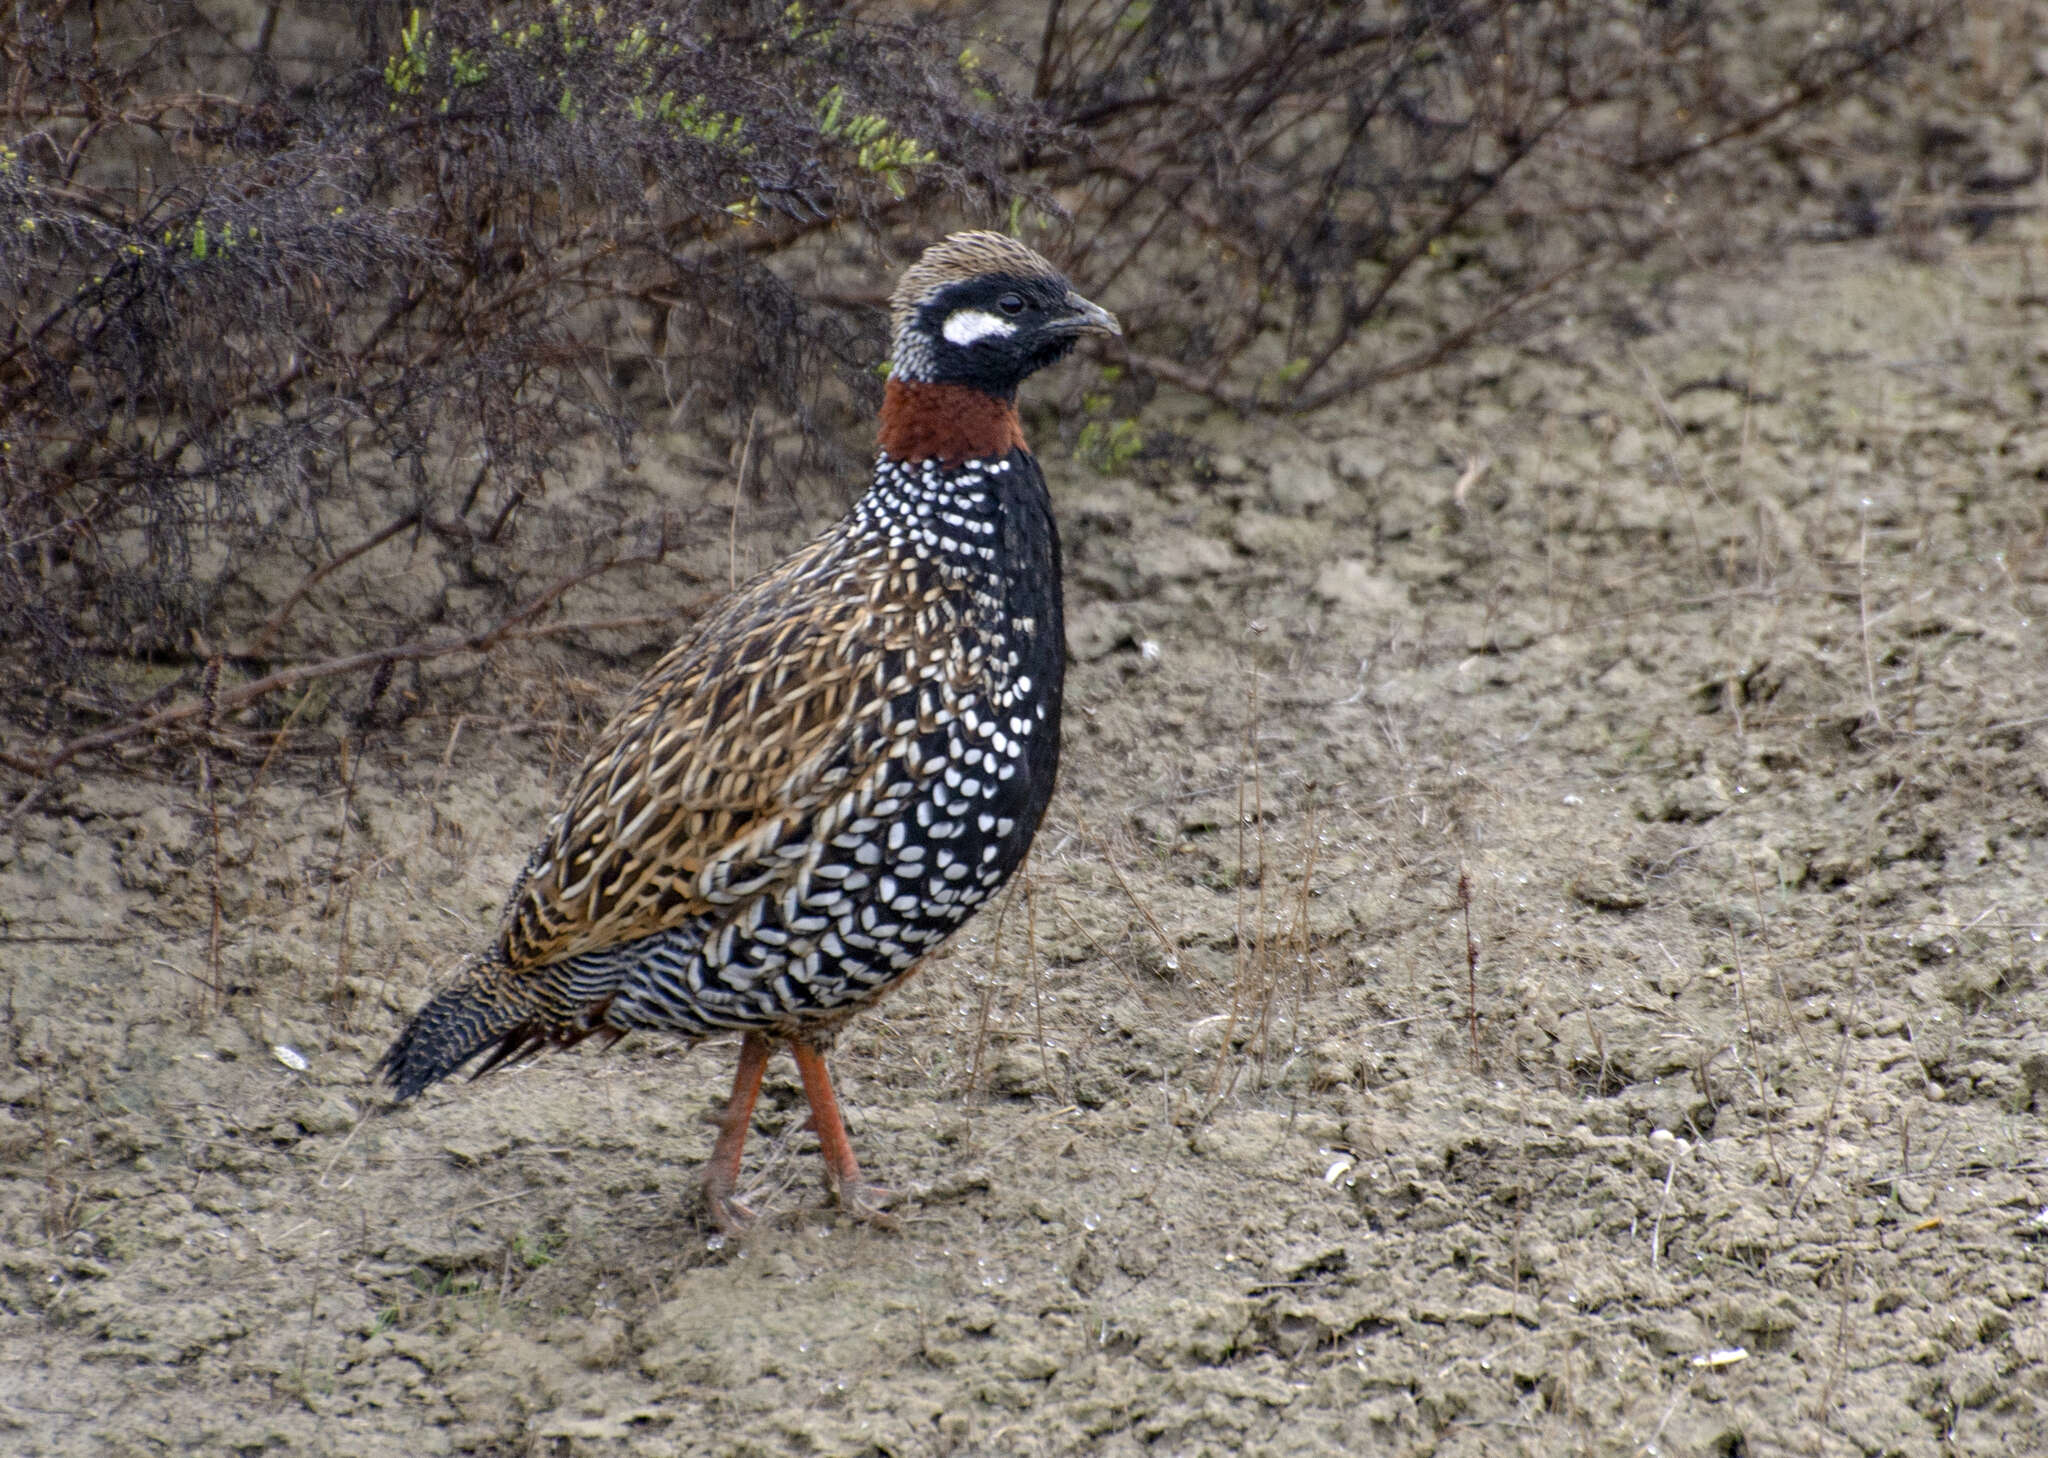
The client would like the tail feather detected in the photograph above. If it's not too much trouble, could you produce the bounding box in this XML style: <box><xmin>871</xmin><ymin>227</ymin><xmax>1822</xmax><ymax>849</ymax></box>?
<box><xmin>374</xmin><ymin>955</ymin><xmax>617</xmax><ymax>1101</ymax></box>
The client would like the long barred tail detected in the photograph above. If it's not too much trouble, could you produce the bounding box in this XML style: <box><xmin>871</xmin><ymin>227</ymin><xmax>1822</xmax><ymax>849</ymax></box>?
<box><xmin>374</xmin><ymin>955</ymin><xmax>618</xmax><ymax>1101</ymax></box>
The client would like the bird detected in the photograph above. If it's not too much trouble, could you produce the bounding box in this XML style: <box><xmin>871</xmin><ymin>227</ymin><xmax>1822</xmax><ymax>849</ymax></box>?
<box><xmin>375</xmin><ymin>231</ymin><xmax>1120</xmax><ymax>1231</ymax></box>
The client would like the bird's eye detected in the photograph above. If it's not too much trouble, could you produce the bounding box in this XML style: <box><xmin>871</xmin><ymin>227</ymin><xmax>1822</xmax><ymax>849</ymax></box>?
<box><xmin>997</xmin><ymin>293</ymin><xmax>1026</xmax><ymax>317</ymax></box>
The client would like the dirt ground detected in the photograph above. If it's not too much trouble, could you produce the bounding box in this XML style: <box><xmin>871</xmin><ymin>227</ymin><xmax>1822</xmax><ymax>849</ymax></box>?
<box><xmin>6</xmin><ymin>218</ymin><xmax>2048</xmax><ymax>1457</ymax></box>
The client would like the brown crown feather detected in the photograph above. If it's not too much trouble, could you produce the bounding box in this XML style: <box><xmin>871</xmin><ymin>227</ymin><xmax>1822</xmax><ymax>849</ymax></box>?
<box><xmin>887</xmin><ymin>231</ymin><xmax>1064</xmax><ymax>344</ymax></box>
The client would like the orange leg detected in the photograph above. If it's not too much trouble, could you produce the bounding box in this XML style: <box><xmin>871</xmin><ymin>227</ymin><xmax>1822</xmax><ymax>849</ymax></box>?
<box><xmin>789</xmin><ymin>1041</ymin><xmax>895</xmax><ymax>1225</ymax></box>
<box><xmin>701</xmin><ymin>1032</ymin><xmax>772</xmax><ymax>1234</ymax></box>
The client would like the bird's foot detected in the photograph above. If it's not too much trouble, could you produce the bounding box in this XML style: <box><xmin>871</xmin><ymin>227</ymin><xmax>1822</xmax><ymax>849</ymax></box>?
<box><xmin>832</xmin><ymin>1179</ymin><xmax>899</xmax><ymax>1229</ymax></box>
<box><xmin>707</xmin><ymin>1192</ymin><xmax>758</xmax><ymax>1236</ymax></box>
<box><xmin>702</xmin><ymin>1167</ymin><xmax>761</xmax><ymax>1235</ymax></box>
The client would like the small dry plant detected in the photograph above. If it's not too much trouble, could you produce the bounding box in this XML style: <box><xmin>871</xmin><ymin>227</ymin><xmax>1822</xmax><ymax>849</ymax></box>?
<box><xmin>1203</xmin><ymin>641</ymin><xmax>1332</xmax><ymax>1111</ymax></box>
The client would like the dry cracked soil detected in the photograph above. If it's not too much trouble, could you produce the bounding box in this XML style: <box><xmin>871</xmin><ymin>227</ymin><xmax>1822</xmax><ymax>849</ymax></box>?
<box><xmin>6</xmin><ymin>227</ymin><xmax>2048</xmax><ymax>1457</ymax></box>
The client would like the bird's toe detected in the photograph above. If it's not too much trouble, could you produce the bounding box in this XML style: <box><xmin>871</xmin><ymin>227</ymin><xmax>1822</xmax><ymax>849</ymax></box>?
<box><xmin>835</xmin><ymin>1180</ymin><xmax>899</xmax><ymax>1228</ymax></box>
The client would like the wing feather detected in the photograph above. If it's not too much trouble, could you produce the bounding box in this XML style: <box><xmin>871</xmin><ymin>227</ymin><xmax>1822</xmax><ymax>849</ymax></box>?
<box><xmin>498</xmin><ymin>531</ymin><xmax>962</xmax><ymax>970</ymax></box>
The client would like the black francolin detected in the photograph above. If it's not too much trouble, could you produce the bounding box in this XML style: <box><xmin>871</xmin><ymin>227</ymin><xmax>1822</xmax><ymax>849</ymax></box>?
<box><xmin>376</xmin><ymin>232</ymin><xmax>1119</xmax><ymax>1230</ymax></box>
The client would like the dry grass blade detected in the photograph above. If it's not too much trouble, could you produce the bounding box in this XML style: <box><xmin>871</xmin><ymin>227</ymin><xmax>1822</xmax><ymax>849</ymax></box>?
<box><xmin>1096</xmin><ymin>836</ymin><xmax>1182</xmax><ymax>977</ymax></box>
<box><xmin>1288</xmin><ymin>789</ymin><xmax>1322</xmax><ymax>1043</ymax></box>
<box><xmin>199</xmin><ymin>656</ymin><xmax>225</xmax><ymax>1019</ymax></box>
<box><xmin>1206</xmin><ymin>653</ymin><xmax>1262</xmax><ymax>1112</ymax></box>
<box><xmin>1459</xmin><ymin>865</ymin><xmax>1481</xmax><ymax>1072</ymax></box>
<box><xmin>29</xmin><ymin>1049</ymin><xmax>80</xmax><ymax>1242</ymax></box>
<box><xmin>1857</xmin><ymin>508</ymin><xmax>1884</xmax><ymax>730</ymax></box>
<box><xmin>730</xmin><ymin>409</ymin><xmax>757</xmax><ymax>593</ymax></box>
<box><xmin>1025</xmin><ymin>873</ymin><xmax>1050</xmax><ymax>1090</ymax></box>
<box><xmin>963</xmin><ymin>879</ymin><xmax>1019</xmax><ymax>1100</ymax></box>
<box><xmin>1729</xmin><ymin>918</ymin><xmax>1783</xmax><ymax>1185</ymax></box>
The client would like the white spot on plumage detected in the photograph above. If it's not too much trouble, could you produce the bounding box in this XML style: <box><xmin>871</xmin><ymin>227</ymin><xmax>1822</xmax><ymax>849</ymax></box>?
<box><xmin>941</xmin><ymin>308</ymin><xmax>1018</xmax><ymax>346</ymax></box>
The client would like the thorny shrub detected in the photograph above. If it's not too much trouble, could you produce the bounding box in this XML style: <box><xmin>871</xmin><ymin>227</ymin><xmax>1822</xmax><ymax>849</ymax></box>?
<box><xmin>1039</xmin><ymin>0</ymin><xmax>1946</xmax><ymax>411</ymax></box>
<box><xmin>0</xmin><ymin>0</ymin><xmax>1952</xmax><ymax>784</ymax></box>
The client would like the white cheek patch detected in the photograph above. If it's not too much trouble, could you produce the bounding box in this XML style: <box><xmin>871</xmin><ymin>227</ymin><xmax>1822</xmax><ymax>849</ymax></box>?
<box><xmin>942</xmin><ymin>309</ymin><xmax>1017</xmax><ymax>346</ymax></box>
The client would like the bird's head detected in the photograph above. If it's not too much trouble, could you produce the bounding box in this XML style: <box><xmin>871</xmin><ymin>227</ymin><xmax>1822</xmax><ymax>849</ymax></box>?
<box><xmin>888</xmin><ymin>232</ymin><xmax>1121</xmax><ymax>400</ymax></box>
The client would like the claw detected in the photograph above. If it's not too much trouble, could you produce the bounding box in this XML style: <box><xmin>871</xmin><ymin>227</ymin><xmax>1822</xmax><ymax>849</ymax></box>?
<box><xmin>706</xmin><ymin>1187</ymin><xmax>759</xmax><ymax>1235</ymax></box>
<box><xmin>837</xmin><ymin>1180</ymin><xmax>899</xmax><ymax>1228</ymax></box>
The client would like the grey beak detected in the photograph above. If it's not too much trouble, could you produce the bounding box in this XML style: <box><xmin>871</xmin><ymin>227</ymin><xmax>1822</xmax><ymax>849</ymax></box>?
<box><xmin>1056</xmin><ymin>292</ymin><xmax>1122</xmax><ymax>339</ymax></box>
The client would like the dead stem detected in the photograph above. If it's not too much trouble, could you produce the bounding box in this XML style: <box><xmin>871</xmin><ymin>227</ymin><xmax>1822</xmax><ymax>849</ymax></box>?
<box><xmin>0</xmin><ymin>555</ymin><xmax>695</xmax><ymax>780</ymax></box>
<box><xmin>241</xmin><ymin>510</ymin><xmax>424</xmax><ymax>659</ymax></box>
<box><xmin>235</xmin><ymin>681</ymin><xmax>319</xmax><ymax>825</ymax></box>
<box><xmin>322</xmin><ymin>735</ymin><xmax>360</xmax><ymax>921</ymax></box>
<box><xmin>1748</xmin><ymin>860</ymin><xmax>1811</xmax><ymax>1059</ymax></box>
<box><xmin>1289</xmin><ymin>788</ymin><xmax>1322</xmax><ymax>1048</ymax></box>
<box><xmin>1858</xmin><ymin>507</ymin><xmax>1884</xmax><ymax>729</ymax></box>
<box><xmin>1648</xmin><ymin>1145</ymin><xmax>1681</xmax><ymax>1272</ymax></box>
<box><xmin>1026</xmin><ymin>872</ymin><xmax>1051</xmax><ymax>1089</ymax></box>
<box><xmin>32</xmin><ymin>1049</ymin><xmax>79</xmax><ymax>1242</ymax></box>
<box><xmin>331</xmin><ymin>879</ymin><xmax>357</xmax><ymax>1031</ymax></box>
<box><xmin>730</xmin><ymin>407</ymin><xmax>757</xmax><ymax>592</ymax></box>
<box><xmin>1206</xmin><ymin>650</ymin><xmax>1260</xmax><ymax>1111</ymax></box>
<box><xmin>1247</xmin><ymin>679</ymin><xmax>1273</xmax><ymax>1085</ymax></box>
<box><xmin>1460</xmin><ymin>865</ymin><xmax>1481</xmax><ymax>1071</ymax></box>
<box><xmin>1096</xmin><ymin>835</ymin><xmax>1181</xmax><ymax>976</ymax></box>
<box><xmin>1627</xmin><ymin>347</ymin><xmax>1716</xmax><ymax>591</ymax></box>
<box><xmin>966</xmin><ymin>879</ymin><xmax>1017</xmax><ymax>1100</ymax></box>
<box><xmin>200</xmin><ymin>656</ymin><xmax>225</xmax><ymax>1018</ymax></box>
<box><xmin>1787</xmin><ymin>925</ymin><xmax>1864</xmax><ymax>1224</ymax></box>
<box><xmin>1816</xmin><ymin>1251</ymin><xmax>1857</xmax><ymax>1426</ymax></box>
<box><xmin>1729</xmin><ymin>918</ymin><xmax>1784</xmax><ymax>1184</ymax></box>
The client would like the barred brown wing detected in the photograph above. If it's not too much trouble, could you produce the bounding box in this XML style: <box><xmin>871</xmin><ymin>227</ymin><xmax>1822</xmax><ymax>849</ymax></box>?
<box><xmin>498</xmin><ymin>536</ymin><xmax>969</xmax><ymax>972</ymax></box>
